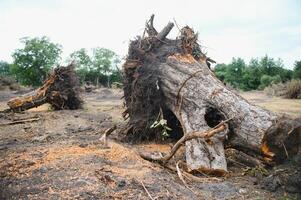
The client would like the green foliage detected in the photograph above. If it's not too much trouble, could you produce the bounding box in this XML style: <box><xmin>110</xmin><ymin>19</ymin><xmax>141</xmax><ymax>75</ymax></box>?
<box><xmin>242</xmin><ymin>166</ymin><xmax>269</xmax><ymax>178</ymax></box>
<box><xmin>150</xmin><ymin>118</ymin><xmax>172</xmax><ymax>138</ymax></box>
<box><xmin>214</xmin><ymin>55</ymin><xmax>293</xmax><ymax>91</ymax></box>
<box><xmin>224</xmin><ymin>58</ymin><xmax>246</xmax><ymax>88</ymax></box>
<box><xmin>0</xmin><ymin>61</ymin><xmax>11</xmax><ymax>75</ymax></box>
<box><xmin>69</xmin><ymin>47</ymin><xmax>121</xmax><ymax>86</ymax></box>
<box><xmin>110</xmin><ymin>70</ymin><xmax>122</xmax><ymax>84</ymax></box>
<box><xmin>70</xmin><ymin>48</ymin><xmax>92</xmax><ymax>84</ymax></box>
<box><xmin>93</xmin><ymin>48</ymin><xmax>120</xmax><ymax>87</ymax></box>
<box><xmin>293</xmin><ymin>60</ymin><xmax>301</xmax><ymax>79</ymax></box>
<box><xmin>259</xmin><ymin>75</ymin><xmax>273</xmax><ymax>89</ymax></box>
<box><xmin>11</xmin><ymin>36</ymin><xmax>62</xmax><ymax>86</ymax></box>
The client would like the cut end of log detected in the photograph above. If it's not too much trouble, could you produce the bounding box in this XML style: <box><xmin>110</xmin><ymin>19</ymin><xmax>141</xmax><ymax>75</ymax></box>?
<box><xmin>260</xmin><ymin>115</ymin><xmax>301</xmax><ymax>163</ymax></box>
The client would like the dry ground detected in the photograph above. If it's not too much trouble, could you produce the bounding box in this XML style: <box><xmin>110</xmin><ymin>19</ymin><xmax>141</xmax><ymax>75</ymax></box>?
<box><xmin>240</xmin><ymin>91</ymin><xmax>301</xmax><ymax>117</ymax></box>
<box><xmin>0</xmin><ymin>89</ymin><xmax>300</xmax><ymax>200</ymax></box>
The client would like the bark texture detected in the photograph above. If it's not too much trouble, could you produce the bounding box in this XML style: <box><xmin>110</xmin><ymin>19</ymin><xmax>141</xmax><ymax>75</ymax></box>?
<box><xmin>122</xmin><ymin>15</ymin><xmax>301</xmax><ymax>174</ymax></box>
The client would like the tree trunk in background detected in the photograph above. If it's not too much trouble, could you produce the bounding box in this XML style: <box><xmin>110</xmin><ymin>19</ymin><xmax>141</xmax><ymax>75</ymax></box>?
<box><xmin>122</xmin><ymin>15</ymin><xmax>301</xmax><ymax>174</ymax></box>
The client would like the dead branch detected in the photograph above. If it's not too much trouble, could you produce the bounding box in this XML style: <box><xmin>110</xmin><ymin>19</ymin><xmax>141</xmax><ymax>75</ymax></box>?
<box><xmin>140</xmin><ymin>180</ymin><xmax>155</xmax><ymax>200</ymax></box>
<box><xmin>160</xmin><ymin>161</ymin><xmax>222</xmax><ymax>183</ymax></box>
<box><xmin>0</xmin><ymin>117</ymin><xmax>40</xmax><ymax>126</ymax></box>
<box><xmin>99</xmin><ymin>125</ymin><xmax>117</xmax><ymax>147</ymax></box>
<box><xmin>157</xmin><ymin>22</ymin><xmax>174</xmax><ymax>41</ymax></box>
<box><xmin>139</xmin><ymin>119</ymin><xmax>230</xmax><ymax>164</ymax></box>
<box><xmin>145</xmin><ymin>14</ymin><xmax>158</xmax><ymax>37</ymax></box>
<box><xmin>176</xmin><ymin>161</ymin><xmax>199</xmax><ymax>195</ymax></box>
<box><xmin>226</xmin><ymin>148</ymin><xmax>265</xmax><ymax>168</ymax></box>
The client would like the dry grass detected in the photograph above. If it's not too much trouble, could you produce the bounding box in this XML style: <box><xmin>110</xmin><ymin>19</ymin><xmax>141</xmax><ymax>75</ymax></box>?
<box><xmin>284</xmin><ymin>79</ymin><xmax>301</xmax><ymax>99</ymax></box>
<box><xmin>0</xmin><ymin>75</ymin><xmax>20</xmax><ymax>91</ymax></box>
<box><xmin>241</xmin><ymin>91</ymin><xmax>301</xmax><ymax>117</ymax></box>
<box><xmin>264</xmin><ymin>80</ymin><xmax>301</xmax><ymax>99</ymax></box>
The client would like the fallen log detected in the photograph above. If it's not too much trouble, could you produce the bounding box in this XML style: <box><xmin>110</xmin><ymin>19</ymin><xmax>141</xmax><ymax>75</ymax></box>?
<box><xmin>122</xmin><ymin>15</ymin><xmax>301</xmax><ymax>174</ymax></box>
<box><xmin>7</xmin><ymin>63</ymin><xmax>83</xmax><ymax>111</ymax></box>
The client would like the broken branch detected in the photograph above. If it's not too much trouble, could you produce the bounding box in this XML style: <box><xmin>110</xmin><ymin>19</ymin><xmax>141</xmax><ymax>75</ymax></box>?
<box><xmin>157</xmin><ymin>22</ymin><xmax>174</xmax><ymax>41</ymax></box>
<box><xmin>139</xmin><ymin>120</ymin><xmax>229</xmax><ymax>164</ymax></box>
<box><xmin>145</xmin><ymin>14</ymin><xmax>158</xmax><ymax>37</ymax></box>
<box><xmin>140</xmin><ymin>180</ymin><xmax>155</xmax><ymax>200</ymax></box>
<box><xmin>0</xmin><ymin>117</ymin><xmax>40</xmax><ymax>126</ymax></box>
<box><xmin>99</xmin><ymin>125</ymin><xmax>117</xmax><ymax>147</ymax></box>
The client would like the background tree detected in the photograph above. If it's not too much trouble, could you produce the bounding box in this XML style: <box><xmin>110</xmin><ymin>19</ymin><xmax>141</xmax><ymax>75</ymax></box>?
<box><xmin>11</xmin><ymin>37</ymin><xmax>62</xmax><ymax>86</ymax></box>
<box><xmin>225</xmin><ymin>57</ymin><xmax>246</xmax><ymax>88</ymax></box>
<box><xmin>69</xmin><ymin>48</ymin><xmax>92</xmax><ymax>84</ymax></box>
<box><xmin>69</xmin><ymin>47</ymin><xmax>121</xmax><ymax>87</ymax></box>
<box><xmin>214</xmin><ymin>55</ymin><xmax>293</xmax><ymax>91</ymax></box>
<box><xmin>0</xmin><ymin>61</ymin><xmax>11</xmax><ymax>76</ymax></box>
<box><xmin>242</xmin><ymin>58</ymin><xmax>261</xmax><ymax>90</ymax></box>
<box><xmin>293</xmin><ymin>60</ymin><xmax>301</xmax><ymax>79</ymax></box>
<box><xmin>92</xmin><ymin>48</ymin><xmax>120</xmax><ymax>87</ymax></box>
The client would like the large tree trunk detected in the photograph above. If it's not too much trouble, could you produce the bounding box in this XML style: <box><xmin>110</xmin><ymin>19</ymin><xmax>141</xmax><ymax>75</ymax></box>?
<box><xmin>7</xmin><ymin>63</ymin><xmax>83</xmax><ymax>112</ymax></box>
<box><xmin>122</xmin><ymin>15</ymin><xmax>301</xmax><ymax>174</ymax></box>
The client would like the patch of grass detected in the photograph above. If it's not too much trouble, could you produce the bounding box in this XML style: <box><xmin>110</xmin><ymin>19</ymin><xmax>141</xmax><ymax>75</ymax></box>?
<box><xmin>242</xmin><ymin>166</ymin><xmax>269</xmax><ymax>178</ymax></box>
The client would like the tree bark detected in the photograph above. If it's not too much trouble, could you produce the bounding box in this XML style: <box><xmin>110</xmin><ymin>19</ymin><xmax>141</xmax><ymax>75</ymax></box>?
<box><xmin>122</xmin><ymin>15</ymin><xmax>301</xmax><ymax>174</ymax></box>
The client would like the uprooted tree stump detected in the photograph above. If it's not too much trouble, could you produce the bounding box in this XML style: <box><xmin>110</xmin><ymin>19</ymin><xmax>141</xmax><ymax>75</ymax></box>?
<box><xmin>122</xmin><ymin>15</ymin><xmax>301</xmax><ymax>175</ymax></box>
<box><xmin>7</xmin><ymin>63</ymin><xmax>83</xmax><ymax>111</ymax></box>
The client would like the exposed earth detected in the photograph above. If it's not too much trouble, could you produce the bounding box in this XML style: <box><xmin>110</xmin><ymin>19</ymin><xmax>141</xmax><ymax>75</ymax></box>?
<box><xmin>0</xmin><ymin>89</ymin><xmax>300</xmax><ymax>199</ymax></box>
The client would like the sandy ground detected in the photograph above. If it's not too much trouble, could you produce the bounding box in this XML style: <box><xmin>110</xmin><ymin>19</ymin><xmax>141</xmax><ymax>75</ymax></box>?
<box><xmin>0</xmin><ymin>89</ymin><xmax>300</xmax><ymax>200</ymax></box>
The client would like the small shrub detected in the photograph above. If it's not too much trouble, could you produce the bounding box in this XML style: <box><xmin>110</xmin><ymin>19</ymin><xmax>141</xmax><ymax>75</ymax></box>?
<box><xmin>260</xmin><ymin>75</ymin><xmax>273</xmax><ymax>88</ymax></box>
<box><xmin>271</xmin><ymin>75</ymin><xmax>281</xmax><ymax>84</ymax></box>
<box><xmin>0</xmin><ymin>75</ymin><xmax>20</xmax><ymax>90</ymax></box>
<box><xmin>264</xmin><ymin>82</ymin><xmax>286</xmax><ymax>96</ymax></box>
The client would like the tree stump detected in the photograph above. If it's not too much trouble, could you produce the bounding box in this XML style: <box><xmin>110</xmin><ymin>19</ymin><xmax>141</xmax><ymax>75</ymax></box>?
<box><xmin>122</xmin><ymin>15</ymin><xmax>301</xmax><ymax>174</ymax></box>
<box><xmin>7</xmin><ymin>63</ymin><xmax>83</xmax><ymax>111</ymax></box>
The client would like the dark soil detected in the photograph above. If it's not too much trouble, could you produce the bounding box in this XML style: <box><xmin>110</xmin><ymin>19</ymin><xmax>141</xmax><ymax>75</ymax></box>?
<box><xmin>0</xmin><ymin>89</ymin><xmax>299</xmax><ymax>199</ymax></box>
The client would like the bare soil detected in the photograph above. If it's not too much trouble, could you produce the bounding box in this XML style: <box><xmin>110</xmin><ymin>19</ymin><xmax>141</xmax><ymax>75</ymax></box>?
<box><xmin>0</xmin><ymin>89</ymin><xmax>299</xmax><ymax>199</ymax></box>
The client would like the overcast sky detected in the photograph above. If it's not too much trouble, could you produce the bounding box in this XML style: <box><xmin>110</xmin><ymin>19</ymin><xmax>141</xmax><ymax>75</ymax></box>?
<box><xmin>0</xmin><ymin>0</ymin><xmax>300</xmax><ymax>68</ymax></box>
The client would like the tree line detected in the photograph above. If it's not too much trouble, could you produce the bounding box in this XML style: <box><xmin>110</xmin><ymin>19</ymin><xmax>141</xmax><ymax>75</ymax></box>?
<box><xmin>0</xmin><ymin>36</ymin><xmax>122</xmax><ymax>87</ymax></box>
<box><xmin>0</xmin><ymin>36</ymin><xmax>300</xmax><ymax>90</ymax></box>
<box><xmin>214</xmin><ymin>57</ymin><xmax>301</xmax><ymax>91</ymax></box>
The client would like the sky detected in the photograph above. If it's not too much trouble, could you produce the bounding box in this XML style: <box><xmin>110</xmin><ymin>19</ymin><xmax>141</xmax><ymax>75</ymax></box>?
<box><xmin>0</xmin><ymin>0</ymin><xmax>300</xmax><ymax>69</ymax></box>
